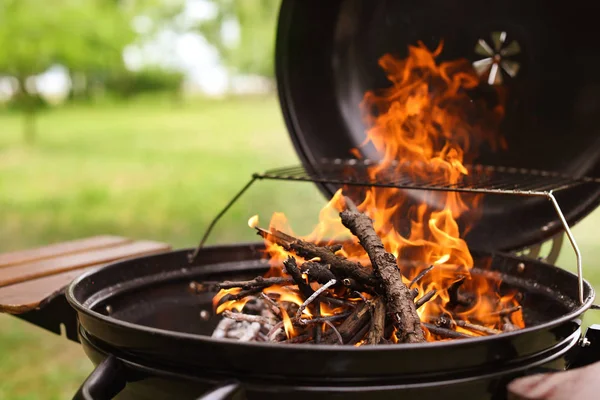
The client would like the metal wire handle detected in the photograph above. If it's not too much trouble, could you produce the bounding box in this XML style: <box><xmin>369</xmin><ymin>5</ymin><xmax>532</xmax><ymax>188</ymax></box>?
<box><xmin>190</xmin><ymin>162</ymin><xmax>594</xmax><ymax>304</ymax></box>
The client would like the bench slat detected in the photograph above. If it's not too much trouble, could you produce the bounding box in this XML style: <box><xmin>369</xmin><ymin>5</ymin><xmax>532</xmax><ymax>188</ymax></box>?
<box><xmin>0</xmin><ymin>235</ymin><xmax>131</xmax><ymax>268</ymax></box>
<box><xmin>0</xmin><ymin>266</ymin><xmax>105</xmax><ymax>314</ymax></box>
<box><xmin>0</xmin><ymin>240</ymin><xmax>171</xmax><ymax>289</ymax></box>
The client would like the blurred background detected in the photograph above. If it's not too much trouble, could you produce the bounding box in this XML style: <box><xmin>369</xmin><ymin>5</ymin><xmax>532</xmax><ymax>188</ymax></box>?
<box><xmin>0</xmin><ymin>1</ymin><xmax>599</xmax><ymax>398</ymax></box>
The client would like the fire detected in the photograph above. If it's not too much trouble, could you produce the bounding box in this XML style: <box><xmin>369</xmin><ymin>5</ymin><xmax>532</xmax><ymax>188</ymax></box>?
<box><xmin>213</xmin><ymin>288</ymin><xmax>253</xmax><ymax>314</ymax></box>
<box><xmin>279</xmin><ymin>307</ymin><xmax>296</xmax><ymax>338</ymax></box>
<box><xmin>248</xmin><ymin>215</ymin><xmax>259</xmax><ymax>228</ymax></box>
<box><xmin>214</xmin><ymin>40</ymin><xmax>524</xmax><ymax>341</ymax></box>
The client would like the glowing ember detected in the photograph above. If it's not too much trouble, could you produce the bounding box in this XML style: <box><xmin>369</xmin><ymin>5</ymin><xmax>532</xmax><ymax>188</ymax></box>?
<box><xmin>210</xmin><ymin>41</ymin><xmax>524</xmax><ymax>344</ymax></box>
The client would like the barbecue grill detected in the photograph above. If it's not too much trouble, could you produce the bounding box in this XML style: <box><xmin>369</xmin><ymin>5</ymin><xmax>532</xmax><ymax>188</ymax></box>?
<box><xmin>11</xmin><ymin>1</ymin><xmax>600</xmax><ymax>399</ymax></box>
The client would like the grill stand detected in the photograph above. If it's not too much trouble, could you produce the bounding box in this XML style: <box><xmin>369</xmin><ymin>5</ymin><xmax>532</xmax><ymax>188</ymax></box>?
<box><xmin>190</xmin><ymin>161</ymin><xmax>596</xmax><ymax>305</ymax></box>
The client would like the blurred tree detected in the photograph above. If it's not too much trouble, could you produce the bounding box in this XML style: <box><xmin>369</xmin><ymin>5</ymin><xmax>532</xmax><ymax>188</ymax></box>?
<box><xmin>195</xmin><ymin>0</ymin><xmax>280</xmax><ymax>79</ymax></box>
<box><xmin>105</xmin><ymin>67</ymin><xmax>184</xmax><ymax>99</ymax></box>
<box><xmin>0</xmin><ymin>0</ymin><xmax>133</xmax><ymax>143</ymax></box>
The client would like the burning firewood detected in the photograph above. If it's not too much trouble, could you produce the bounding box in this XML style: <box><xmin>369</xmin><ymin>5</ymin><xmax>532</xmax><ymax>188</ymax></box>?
<box><xmin>255</xmin><ymin>227</ymin><xmax>380</xmax><ymax>287</ymax></box>
<box><xmin>323</xmin><ymin>301</ymin><xmax>371</xmax><ymax>344</ymax></box>
<box><xmin>367</xmin><ymin>297</ymin><xmax>386</xmax><ymax>345</ymax></box>
<box><xmin>339</xmin><ymin>201</ymin><xmax>425</xmax><ymax>343</ymax></box>
<box><xmin>198</xmin><ymin>202</ymin><xmax>524</xmax><ymax>345</ymax></box>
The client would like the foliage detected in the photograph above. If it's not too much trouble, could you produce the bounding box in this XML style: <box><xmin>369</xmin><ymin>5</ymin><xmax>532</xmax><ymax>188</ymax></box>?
<box><xmin>0</xmin><ymin>0</ymin><xmax>133</xmax><ymax>79</ymax></box>
<box><xmin>196</xmin><ymin>0</ymin><xmax>281</xmax><ymax>78</ymax></box>
<box><xmin>105</xmin><ymin>67</ymin><xmax>184</xmax><ymax>98</ymax></box>
<box><xmin>0</xmin><ymin>0</ymin><xmax>134</xmax><ymax>141</ymax></box>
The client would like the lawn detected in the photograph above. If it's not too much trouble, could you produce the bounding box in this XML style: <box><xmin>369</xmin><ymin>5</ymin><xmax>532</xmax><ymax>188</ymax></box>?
<box><xmin>0</xmin><ymin>95</ymin><xmax>599</xmax><ymax>399</ymax></box>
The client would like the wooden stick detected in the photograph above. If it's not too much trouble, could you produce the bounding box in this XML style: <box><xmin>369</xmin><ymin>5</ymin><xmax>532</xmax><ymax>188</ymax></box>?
<box><xmin>409</xmin><ymin>265</ymin><xmax>435</xmax><ymax>288</ymax></box>
<box><xmin>281</xmin><ymin>333</ymin><xmax>313</xmax><ymax>344</ymax></box>
<box><xmin>222</xmin><ymin>310</ymin><xmax>275</xmax><ymax>325</ymax></box>
<box><xmin>430</xmin><ymin>315</ymin><xmax>501</xmax><ymax>335</ymax></box>
<box><xmin>302</xmin><ymin>261</ymin><xmax>336</xmax><ymax>284</ymax></box>
<box><xmin>297</xmin><ymin>311</ymin><xmax>353</xmax><ymax>326</ymax></box>
<box><xmin>423</xmin><ymin>322</ymin><xmax>473</xmax><ymax>339</ymax></box>
<box><xmin>256</xmin><ymin>227</ymin><xmax>380</xmax><ymax>287</ymax></box>
<box><xmin>367</xmin><ymin>297</ymin><xmax>386</xmax><ymax>345</ymax></box>
<box><xmin>295</xmin><ymin>279</ymin><xmax>336</xmax><ymax>320</ymax></box>
<box><xmin>323</xmin><ymin>302</ymin><xmax>371</xmax><ymax>344</ymax></box>
<box><xmin>260</xmin><ymin>293</ymin><xmax>282</xmax><ymax>317</ymax></box>
<box><xmin>313</xmin><ymin>300</ymin><xmax>322</xmax><ymax>344</ymax></box>
<box><xmin>415</xmin><ymin>289</ymin><xmax>437</xmax><ymax>309</ymax></box>
<box><xmin>283</xmin><ymin>256</ymin><xmax>314</xmax><ymax>299</ymax></box>
<box><xmin>455</xmin><ymin>320</ymin><xmax>501</xmax><ymax>335</ymax></box>
<box><xmin>340</xmin><ymin>204</ymin><xmax>425</xmax><ymax>343</ymax></box>
<box><xmin>216</xmin><ymin>276</ymin><xmax>294</xmax><ymax>290</ymax></box>
<box><xmin>267</xmin><ymin>321</ymin><xmax>284</xmax><ymax>341</ymax></box>
<box><xmin>342</xmin><ymin>277</ymin><xmax>377</xmax><ymax>294</ymax></box>
<box><xmin>323</xmin><ymin>320</ymin><xmax>343</xmax><ymax>344</ymax></box>
<box><xmin>490</xmin><ymin>305</ymin><xmax>522</xmax><ymax>317</ymax></box>
<box><xmin>348</xmin><ymin>323</ymin><xmax>371</xmax><ymax>345</ymax></box>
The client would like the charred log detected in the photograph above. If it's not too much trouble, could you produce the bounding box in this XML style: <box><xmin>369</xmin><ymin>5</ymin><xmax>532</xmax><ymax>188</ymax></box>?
<box><xmin>367</xmin><ymin>297</ymin><xmax>386</xmax><ymax>345</ymax></box>
<box><xmin>340</xmin><ymin>206</ymin><xmax>425</xmax><ymax>343</ymax></box>
<box><xmin>323</xmin><ymin>302</ymin><xmax>371</xmax><ymax>344</ymax></box>
<box><xmin>302</xmin><ymin>261</ymin><xmax>336</xmax><ymax>284</ymax></box>
<box><xmin>283</xmin><ymin>256</ymin><xmax>314</xmax><ymax>299</ymax></box>
<box><xmin>256</xmin><ymin>226</ymin><xmax>380</xmax><ymax>287</ymax></box>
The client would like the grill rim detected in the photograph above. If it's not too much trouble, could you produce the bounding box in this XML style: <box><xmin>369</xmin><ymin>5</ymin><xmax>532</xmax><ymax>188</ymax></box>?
<box><xmin>66</xmin><ymin>244</ymin><xmax>595</xmax><ymax>380</ymax></box>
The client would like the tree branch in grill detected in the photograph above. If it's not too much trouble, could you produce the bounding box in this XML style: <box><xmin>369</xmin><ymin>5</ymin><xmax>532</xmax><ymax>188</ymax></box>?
<box><xmin>348</xmin><ymin>323</ymin><xmax>371</xmax><ymax>345</ymax></box>
<box><xmin>255</xmin><ymin>227</ymin><xmax>380</xmax><ymax>287</ymax></box>
<box><xmin>216</xmin><ymin>276</ymin><xmax>294</xmax><ymax>290</ymax></box>
<box><xmin>297</xmin><ymin>311</ymin><xmax>353</xmax><ymax>326</ymax></box>
<box><xmin>339</xmin><ymin>205</ymin><xmax>425</xmax><ymax>344</ymax></box>
<box><xmin>222</xmin><ymin>310</ymin><xmax>275</xmax><ymax>325</ymax></box>
<box><xmin>490</xmin><ymin>305</ymin><xmax>522</xmax><ymax>317</ymax></box>
<box><xmin>409</xmin><ymin>265</ymin><xmax>435</xmax><ymax>288</ymax></box>
<box><xmin>423</xmin><ymin>322</ymin><xmax>473</xmax><ymax>339</ymax></box>
<box><xmin>446</xmin><ymin>276</ymin><xmax>471</xmax><ymax>308</ymax></box>
<box><xmin>323</xmin><ymin>302</ymin><xmax>372</xmax><ymax>344</ymax></box>
<box><xmin>313</xmin><ymin>300</ymin><xmax>322</xmax><ymax>344</ymax></box>
<box><xmin>283</xmin><ymin>256</ymin><xmax>314</xmax><ymax>299</ymax></box>
<box><xmin>367</xmin><ymin>297</ymin><xmax>386</xmax><ymax>345</ymax></box>
<box><xmin>342</xmin><ymin>277</ymin><xmax>377</xmax><ymax>295</ymax></box>
<box><xmin>415</xmin><ymin>289</ymin><xmax>437</xmax><ymax>309</ymax></box>
<box><xmin>431</xmin><ymin>315</ymin><xmax>502</xmax><ymax>335</ymax></box>
<box><xmin>295</xmin><ymin>279</ymin><xmax>337</xmax><ymax>320</ymax></box>
<box><xmin>323</xmin><ymin>320</ymin><xmax>343</xmax><ymax>344</ymax></box>
<box><xmin>302</xmin><ymin>261</ymin><xmax>336</xmax><ymax>284</ymax></box>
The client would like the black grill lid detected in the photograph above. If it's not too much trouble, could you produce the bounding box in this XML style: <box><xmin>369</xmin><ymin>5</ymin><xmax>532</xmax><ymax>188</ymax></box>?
<box><xmin>274</xmin><ymin>0</ymin><xmax>600</xmax><ymax>252</ymax></box>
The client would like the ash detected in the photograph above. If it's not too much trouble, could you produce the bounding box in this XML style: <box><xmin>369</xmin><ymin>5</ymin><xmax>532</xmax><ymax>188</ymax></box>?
<box><xmin>211</xmin><ymin>298</ymin><xmax>280</xmax><ymax>342</ymax></box>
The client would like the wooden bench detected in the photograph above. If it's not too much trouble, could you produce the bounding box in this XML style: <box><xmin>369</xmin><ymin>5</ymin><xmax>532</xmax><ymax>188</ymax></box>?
<box><xmin>0</xmin><ymin>235</ymin><xmax>171</xmax><ymax>315</ymax></box>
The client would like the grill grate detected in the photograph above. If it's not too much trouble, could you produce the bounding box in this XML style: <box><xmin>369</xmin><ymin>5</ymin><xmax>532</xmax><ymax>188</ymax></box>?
<box><xmin>255</xmin><ymin>159</ymin><xmax>598</xmax><ymax>196</ymax></box>
<box><xmin>191</xmin><ymin>159</ymin><xmax>600</xmax><ymax>305</ymax></box>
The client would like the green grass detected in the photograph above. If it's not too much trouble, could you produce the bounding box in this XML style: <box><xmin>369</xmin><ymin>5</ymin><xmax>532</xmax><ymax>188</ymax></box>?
<box><xmin>0</xmin><ymin>95</ymin><xmax>599</xmax><ymax>398</ymax></box>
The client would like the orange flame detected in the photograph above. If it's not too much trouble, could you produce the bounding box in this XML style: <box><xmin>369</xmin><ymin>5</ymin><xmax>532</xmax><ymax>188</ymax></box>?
<box><xmin>214</xmin><ymin>40</ymin><xmax>523</xmax><ymax>340</ymax></box>
<box><xmin>280</xmin><ymin>307</ymin><xmax>296</xmax><ymax>339</ymax></box>
<box><xmin>248</xmin><ymin>215</ymin><xmax>259</xmax><ymax>228</ymax></box>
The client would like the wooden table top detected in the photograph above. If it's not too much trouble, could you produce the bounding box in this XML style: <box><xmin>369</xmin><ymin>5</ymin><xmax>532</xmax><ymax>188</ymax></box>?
<box><xmin>0</xmin><ymin>236</ymin><xmax>171</xmax><ymax>314</ymax></box>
